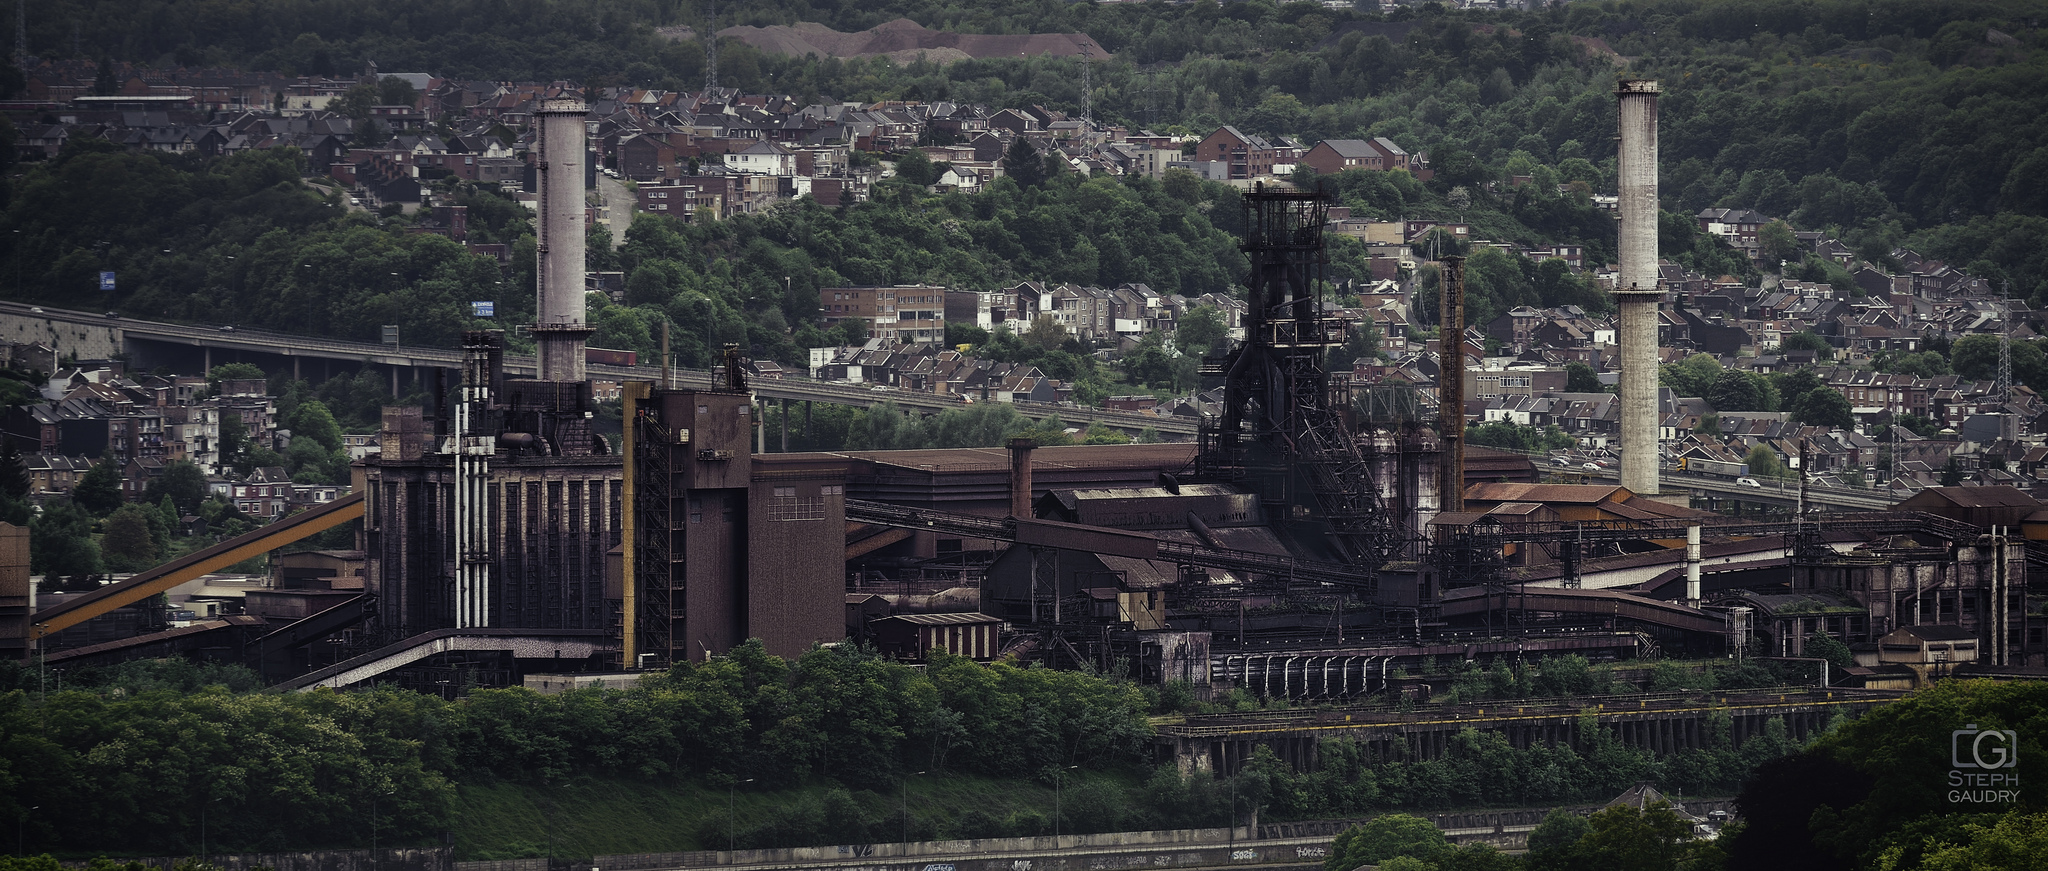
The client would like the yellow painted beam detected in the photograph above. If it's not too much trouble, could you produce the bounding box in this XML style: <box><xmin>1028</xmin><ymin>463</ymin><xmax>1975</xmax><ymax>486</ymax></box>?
<box><xmin>32</xmin><ymin>494</ymin><xmax>365</xmax><ymax>640</ymax></box>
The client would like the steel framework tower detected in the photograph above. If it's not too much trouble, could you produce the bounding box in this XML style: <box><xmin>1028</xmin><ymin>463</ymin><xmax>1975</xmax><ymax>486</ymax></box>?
<box><xmin>1197</xmin><ymin>184</ymin><xmax>1399</xmax><ymax>576</ymax></box>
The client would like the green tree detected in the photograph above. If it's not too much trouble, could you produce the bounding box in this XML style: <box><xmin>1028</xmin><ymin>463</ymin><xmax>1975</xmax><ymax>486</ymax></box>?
<box><xmin>1578</xmin><ymin>801</ymin><xmax>1694</xmax><ymax>871</ymax></box>
<box><xmin>0</xmin><ymin>439</ymin><xmax>29</xmax><ymax>500</ymax></box>
<box><xmin>74</xmin><ymin>459</ymin><xmax>124</xmax><ymax>515</ymax></box>
<box><xmin>1565</xmin><ymin>361</ymin><xmax>1605</xmax><ymax>393</ymax></box>
<box><xmin>92</xmin><ymin>58</ymin><xmax>119</xmax><ymax>96</ymax></box>
<box><xmin>1525</xmin><ymin>809</ymin><xmax>1591</xmax><ymax>871</ymax></box>
<box><xmin>1660</xmin><ymin>354</ymin><xmax>1723</xmax><ymax>399</ymax></box>
<box><xmin>1746</xmin><ymin>445</ymin><xmax>1792</xmax><ymax>480</ymax></box>
<box><xmin>1021</xmin><ymin>315</ymin><xmax>1069</xmax><ymax>351</ymax></box>
<box><xmin>1877</xmin><ymin>807</ymin><xmax>2048</xmax><ymax>871</ymax></box>
<box><xmin>1781</xmin><ymin>331</ymin><xmax>1836</xmax><ymax>362</ymax></box>
<box><xmin>1806</xmin><ymin>632</ymin><xmax>1856</xmax><ymax>674</ymax></box>
<box><xmin>206</xmin><ymin>363</ymin><xmax>267</xmax><ymax>392</ymax></box>
<box><xmin>894</xmin><ymin>149</ymin><xmax>938</xmax><ymax>187</ymax></box>
<box><xmin>143</xmin><ymin>460</ymin><xmax>210</xmax><ymax>516</ymax></box>
<box><xmin>1705</xmin><ymin>369</ymin><xmax>1778</xmax><ymax>413</ymax></box>
<box><xmin>377</xmin><ymin>75</ymin><xmax>418</xmax><ymax>107</ymax></box>
<box><xmin>1760</xmin><ymin>220</ymin><xmax>1802</xmax><ymax>269</ymax></box>
<box><xmin>329</xmin><ymin>79</ymin><xmax>378</xmax><ymax>119</ymax></box>
<box><xmin>1326</xmin><ymin>814</ymin><xmax>1452</xmax><ymax>871</ymax></box>
<box><xmin>29</xmin><ymin>499</ymin><xmax>100</xmax><ymax>578</ymax></box>
<box><xmin>100</xmin><ymin>503</ymin><xmax>160</xmax><ymax>572</ymax></box>
<box><xmin>1174</xmin><ymin>306</ymin><xmax>1227</xmax><ymax>355</ymax></box>
<box><xmin>1003</xmin><ymin>137</ymin><xmax>1047</xmax><ymax>188</ymax></box>
<box><xmin>1790</xmin><ymin>387</ymin><xmax>1856</xmax><ymax>429</ymax></box>
<box><xmin>288</xmin><ymin>399</ymin><xmax>344</xmax><ymax>453</ymax></box>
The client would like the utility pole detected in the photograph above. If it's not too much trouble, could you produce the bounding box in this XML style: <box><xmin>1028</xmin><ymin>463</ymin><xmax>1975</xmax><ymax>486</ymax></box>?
<box><xmin>1079</xmin><ymin>42</ymin><xmax>1093</xmax><ymax>132</ymax></box>
<box><xmin>1997</xmin><ymin>280</ymin><xmax>2013</xmax><ymax>402</ymax></box>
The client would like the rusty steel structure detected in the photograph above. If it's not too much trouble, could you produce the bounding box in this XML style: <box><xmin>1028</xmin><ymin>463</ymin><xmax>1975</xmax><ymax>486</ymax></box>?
<box><xmin>1197</xmin><ymin>185</ymin><xmax>1399</xmax><ymax>579</ymax></box>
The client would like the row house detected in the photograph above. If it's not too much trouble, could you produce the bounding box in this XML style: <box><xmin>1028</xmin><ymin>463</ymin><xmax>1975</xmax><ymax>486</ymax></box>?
<box><xmin>1697</xmin><ymin>208</ymin><xmax>1769</xmax><ymax>261</ymax></box>
<box><xmin>213</xmin><ymin>467</ymin><xmax>297</xmax><ymax>519</ymax></box>
<box><xmin>21</xmin><ymin>454</ymin><xmax>94</xmax><ymax>496</ymax></box>
<box><xmin>1298</xmin><ymin>137</ymin><xmax>1424</xmax><ymax>176</ymax></box>
<box><xmin>1195</xmin><ymin>126</ymin><xmax>1278</xmax><ymax>181</ymax></box>
<box><xmin>638</xmin><ymin>176</ymin><xmax>736</xmax><ymax>221</ymax></box>
<box><xmin>820</xmin><ymin>286</ymin><xmax>949</xmax><ymax>344</ymax></box>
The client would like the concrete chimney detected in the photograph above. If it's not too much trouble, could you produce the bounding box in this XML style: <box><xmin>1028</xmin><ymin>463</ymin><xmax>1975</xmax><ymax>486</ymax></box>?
<box><xmin>1007</xmin><ymin>437</ymin><xmax>1036</xmax><ymax>519</ymax></box>
<box><xmin>534</xmin><ymin>98</ymin><xmax>593</xmax><ymax>383</ymax></box>
<box><xmin>1615</xmin><ymin>79</ymin><xmax>1661</xmax><ymax>496</ymax></box>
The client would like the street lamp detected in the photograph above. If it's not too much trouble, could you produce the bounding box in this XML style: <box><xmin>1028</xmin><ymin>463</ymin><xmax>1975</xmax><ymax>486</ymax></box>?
<box><xmin>729</xmin><ymin>778</ymin><xmax>754</xmax><ymax>854</ymax></box>
<box><xmin>17</xmin><ymin>805</ymin><xmax>36</xmax><ymax>857</ymax></box>
<box><xmin>902</xmin><ymin>770</ymin><xmax>926</xmax><ymax>844</ymax></box>
<box><xmin>1052</xmin><ymin>765</ymin><xmax>1077</xmax><ymax>840</ymax></box>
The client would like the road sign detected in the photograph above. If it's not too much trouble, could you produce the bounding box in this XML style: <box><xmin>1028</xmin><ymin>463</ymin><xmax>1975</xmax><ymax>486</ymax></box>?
<box><xmin>472</xmin><ymin>301</ymin><xmax>495</xmax><ymax>317</ymax></box>
<box><xmin>382</xmin><ymin>325</ymin><xmax>400</xmax><ymax>345</ymax></box>
<box><xmin>99</xmin><ymin>271</ymin><xmax>115</xmax><ymax>291</ymax></box>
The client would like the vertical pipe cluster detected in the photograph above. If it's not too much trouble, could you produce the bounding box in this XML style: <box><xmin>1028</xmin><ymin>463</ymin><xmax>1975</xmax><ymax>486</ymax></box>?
<box><xmin>454</xmin><ymin>332</ymin><xmax>498</xmax><ymax>628</ymax></box>
<box><xmin>1685</xmin><ymin>525</ymin><xmax>1702</xmax><ymax>606</ymax></box>
<box><xmin>1616</xmin><ymin>79</ymin><xmax>1662</xmax><ymax>496</ymax></box>
<box><xmin>1438</xmin><ymin>256</ymin><xmax>1466</xmax><ymax>514</ymax></box>
<box><xmin>534</xmin><ymin>98</ymin><xmax>591</xmax><ymax>383</ymax></box>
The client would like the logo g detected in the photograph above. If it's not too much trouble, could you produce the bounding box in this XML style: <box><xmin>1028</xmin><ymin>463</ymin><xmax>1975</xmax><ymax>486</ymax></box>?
<box><xmin>1953</xmin><ymin>725</ymin><xmax>2020</xmax><ymax>769</ymax></box>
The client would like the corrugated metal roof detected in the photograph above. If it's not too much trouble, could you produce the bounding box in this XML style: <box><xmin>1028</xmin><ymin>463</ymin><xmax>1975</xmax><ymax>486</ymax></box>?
<box><xmin>875</xmin><ymin>612</ymin><xmax>1001</xmax><ymax>626</ymax></box>
<box><xmin>1900</xmin><ymin>485</ymin><xmax>2039</xmax><ymax>510</ymax></box>
<box><xmin>1466</xmin><ymin>482</ymin><xmax>1629</xmax><ymax>504</ymax></box>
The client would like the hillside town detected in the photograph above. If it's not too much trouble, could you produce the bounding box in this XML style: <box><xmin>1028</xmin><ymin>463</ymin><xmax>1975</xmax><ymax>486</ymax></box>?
<box><xmin>6</xmin><ymin>58</ymin><xmax>2038</xmax><ymax>504</ymax></box>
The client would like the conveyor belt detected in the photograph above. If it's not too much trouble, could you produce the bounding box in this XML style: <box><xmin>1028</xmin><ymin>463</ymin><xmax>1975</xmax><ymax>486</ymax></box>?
<box><xmin>32</xmin><ymin>493</ymin><xmax>364</xmax><ymax>641</ymax></box>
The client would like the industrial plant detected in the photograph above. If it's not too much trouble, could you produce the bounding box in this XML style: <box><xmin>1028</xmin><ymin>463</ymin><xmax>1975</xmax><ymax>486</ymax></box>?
<box><xmin>10</xmin><ymin>79</ymin><xmax>2043</xmax><ymax>727</ymax></box>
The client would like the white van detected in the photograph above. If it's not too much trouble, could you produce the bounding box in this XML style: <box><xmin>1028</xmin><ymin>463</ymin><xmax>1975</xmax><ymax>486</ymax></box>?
<box><xmin>1736</xmin><ymin>477</ymin><xmax>1762</xmax><ymax>487</ymax></box>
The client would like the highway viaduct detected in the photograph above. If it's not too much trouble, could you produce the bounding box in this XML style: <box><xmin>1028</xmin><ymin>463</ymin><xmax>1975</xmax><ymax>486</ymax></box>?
<box><xmin>0</xmin><ymin>301</ymin><xmax>1198</xmax><ymax>438</ymax></box>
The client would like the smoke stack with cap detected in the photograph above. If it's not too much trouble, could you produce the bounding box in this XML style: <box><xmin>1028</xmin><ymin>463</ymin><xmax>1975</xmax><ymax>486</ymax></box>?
<box><xmin>534</xmin><ymin>97</ymin><xmax>592</xmax><ymax>383</ymax></box>
<box><xmin>1615</xmin><ymin>79</ymin><xmax>1661</xmax><ymax>496</ymax></box>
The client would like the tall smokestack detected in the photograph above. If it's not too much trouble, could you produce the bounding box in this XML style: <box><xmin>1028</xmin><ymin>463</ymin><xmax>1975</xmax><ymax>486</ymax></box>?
<box><xmin>1438</xmin><ymin>255</ymin><xmax>1466</xmax><ymax>514</ymax></box>
<box><xmin>1616</xmin><ymin>79</ymin><xmax>1661</xmax><ymax>497</ymax></box>
<box><xmin>535</xmin><ymin>97</ymin><xmax>592</xmax><ymax>383</ymax></box>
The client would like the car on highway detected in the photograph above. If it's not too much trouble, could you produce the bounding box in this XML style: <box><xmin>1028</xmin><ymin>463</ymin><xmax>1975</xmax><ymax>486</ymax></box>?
<box><xmin>1736</xmin><ymin>477</ymin><xmax>1762</xmax><ymax>487</ymax></box>
<box><xmin>1582</xmin><ymin>462</ymin><xmax>1600</xmax><ymax>471</ymax></box>
<box><xmin>28</xmin><ymin>307</ymin><xmax>42</xmax><ymax>313</ymax></box>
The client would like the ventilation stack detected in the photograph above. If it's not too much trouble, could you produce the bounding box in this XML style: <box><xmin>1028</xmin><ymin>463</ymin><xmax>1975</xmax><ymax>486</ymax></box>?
<box><xmin>534</xmin><ymin>98</ymin><xmax>592</xmax><ymax>384</ymax></box>
<box><xmin>1615</xmin><ymin>79</ymin><xmax>1661</xmax><ymax>497</ymax></box>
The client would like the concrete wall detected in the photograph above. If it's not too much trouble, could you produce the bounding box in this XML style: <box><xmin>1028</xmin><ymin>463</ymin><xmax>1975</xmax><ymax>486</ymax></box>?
<box><xmin>0</xmin><ymin>312</ymin><xmax>123</xmax><ymax>361</ymax></box>
<box><xmin>70</xmin><ymin>847</ymin><xmax>449</xmax><ymax>871</ymax></box>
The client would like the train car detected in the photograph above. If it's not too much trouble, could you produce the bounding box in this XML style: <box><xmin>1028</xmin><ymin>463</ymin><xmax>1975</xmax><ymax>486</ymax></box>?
<box><xmin>1680</xmin><ymin>457</ymin><xmax>1748</xmax><ymax>478</ymax></box>
<box><xmin>585</xmin><ymin>347</ymin><xmax>638</xmax><ymax>367</ymax></box>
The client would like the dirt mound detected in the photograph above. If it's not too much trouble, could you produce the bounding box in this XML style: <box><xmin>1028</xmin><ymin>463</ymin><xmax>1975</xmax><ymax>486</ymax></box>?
<box><xmin>719</xmin><ymin>18</ymin><xmax>1098</xmax><ymax>63</ymax></box>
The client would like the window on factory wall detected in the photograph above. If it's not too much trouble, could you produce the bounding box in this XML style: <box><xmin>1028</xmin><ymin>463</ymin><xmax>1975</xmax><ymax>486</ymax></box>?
<box><xmin>689</xmin><ymin>495</ymin><xmax>702</xmax><ymax>524</ymax></box>
<box><xmin>769</xmin><ymin>485</ymin><xmax>824</xmax><ymax>521</ymax></box>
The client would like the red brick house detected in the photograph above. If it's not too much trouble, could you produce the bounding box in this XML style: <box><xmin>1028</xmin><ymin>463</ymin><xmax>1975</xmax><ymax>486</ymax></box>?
<box><xmin>1196</xmin><ymin>126</ymin><xmax>1276</xmax><ymax>181</ymax></box>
